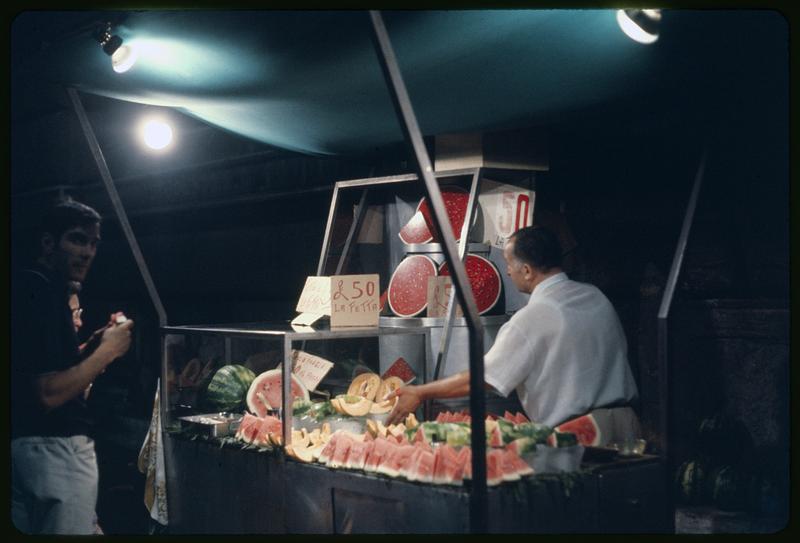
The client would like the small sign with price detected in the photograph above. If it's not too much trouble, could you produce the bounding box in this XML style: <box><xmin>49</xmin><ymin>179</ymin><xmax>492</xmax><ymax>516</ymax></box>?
<box><xmin>330</xmin><ymin>274</ymin><xmax>380</xmax><ymax>328</ymax></box>
<box><xmin>426</xmin><ymin>275</ymin><xmax>463</xmax><ymax>318</ymax></box>
<box><xmin>292</xmin><ymin>350</ymin><xmax>334</xmax><ymax>392</ymax></box>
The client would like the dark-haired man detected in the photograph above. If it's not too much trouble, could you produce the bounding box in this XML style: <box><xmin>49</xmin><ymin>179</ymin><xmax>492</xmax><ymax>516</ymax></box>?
<box><xmin>387</xmin><ymin>226</ymin><xmax>640</xmax><ymax>445</ymax></box>
<box><xmin>11</xmin><ymin>199</ymin><xmax>134</xmax><ymax>534</ymax></box>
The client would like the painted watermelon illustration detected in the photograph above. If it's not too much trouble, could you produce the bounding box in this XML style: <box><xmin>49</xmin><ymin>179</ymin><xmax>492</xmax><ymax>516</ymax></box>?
<box><xmin>398</xmin><ymin>186</ymin><xmax>471</xmax><ymax>244</ymax></box>
<box><xmin>553</xmin><ymin>413</ymin><xmax>602</xmax><ymax>446</ymax></box>
<box><xmin>246</xmin><ymin>368</ymin><xmax>310</xmax><ymax>417</ymax></box>
<box><xmin>398</xmin><ymin>210</ymin><xmax>434</xmax><ymax>244</ymax></box>
<box><xmin>438</xmin><ymin>254</ymin><xmax>503</xmax><ymax>315</ymax></box>
<box><xmin>387</xmin><ymin>255</ymin><xmax>438</xmax><ymax>317</ymax></box>
<box><xmin>418</xmin><ymin>186</ymin><xmax>470</xmax><ymax>242</ymax></box>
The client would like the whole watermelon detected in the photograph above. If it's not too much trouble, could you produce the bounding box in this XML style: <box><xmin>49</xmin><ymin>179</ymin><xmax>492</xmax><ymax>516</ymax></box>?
<box><xmin>709</xmin><ymin>465</ymin><xmax>750</xmax><ymax>511</ymax></box>
<box><xmin>675</xmin><ymin>458</ymin><xmax>711</xmax><ymax>505</ymax></box>
<box><xmin>204</xmin><ymin>364</ymin><xmax>256</xmax><ymax>412</ymax></box>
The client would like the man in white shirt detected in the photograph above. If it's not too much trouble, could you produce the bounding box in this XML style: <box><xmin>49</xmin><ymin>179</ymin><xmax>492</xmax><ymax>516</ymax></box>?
<box><xmin>386</xmin><ymin>226</ymin><xmax>641</xmax><ymax>445</ymax></box>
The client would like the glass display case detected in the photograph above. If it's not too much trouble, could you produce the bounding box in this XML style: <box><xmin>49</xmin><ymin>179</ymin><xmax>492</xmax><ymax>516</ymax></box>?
<box><xmin>161</xmin><ymin>322</ymin><xmax>430</xmax><ymax>447</ymax></box>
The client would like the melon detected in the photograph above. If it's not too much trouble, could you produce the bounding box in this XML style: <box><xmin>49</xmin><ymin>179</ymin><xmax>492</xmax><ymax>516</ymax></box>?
<box><xmin>675</xmin><ymin>458</ymin><xmax>711</xmax><ymax>505</ymax></box>
<box><xmin>417</xmin><ymin>185</ymin><xmax>470</xmax><ymax>242</ymax></box>
<box><xmin>369</xmin><ymin>398</ymin><xmax>396</xmax><ymax>414</ymax></box>
<box><xmin>710</xmin><ymin>465</ymin><xmax>750</xmax><ymax>511</ymax></box>
<box><xmin>336</xmin><ymin>394</ymin><xmax>372</xmax><ymax>417</ymax></box>
<box><xmin>438</xmin><ymin>254</ymin><xmax>503</xmax><ymax>315</ymax></box>
<box><xmin>398</xmin><ymin>210</ymin><xmax>434</xmax><ymax>245</ymax></box>
<box><xmin>246</xmin><ymin>368</ymin><xmax>310</xmax><ymax>418</ymax></box>
<box><xmin>348</xmin><ymin>373</ymin><xmax>382</xmax><ymax>401</ymax></box>
<box><xmin>204</xmin><ymin>364</ymin><xmax>256</xmax><ymax>412</ymax></box>
<box><xmin>376</xmin><ymin>376</ymin><xmax>404</xmax><ymax>401</ymax></box>
<box><xmin>554</xmin><ymin>414</ymin><xmax>602</xmax><ymax>447</ymax></box>
<box><xmin>387</xmin><ymin>255</ymin><xmax>438</xmax><ymax>317</ymax></box>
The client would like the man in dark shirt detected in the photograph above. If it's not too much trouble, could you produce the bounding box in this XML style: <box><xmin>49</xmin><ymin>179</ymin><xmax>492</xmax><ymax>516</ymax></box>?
<box><xmin>11</xmin><ymin>199</ymin><xmax>135</xmax><ymax>534</ymax></box>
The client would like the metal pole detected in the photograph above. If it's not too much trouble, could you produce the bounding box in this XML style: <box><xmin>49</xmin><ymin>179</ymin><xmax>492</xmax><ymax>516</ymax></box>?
<box><xmin>657</xmin><ymin>149</ymin><xmax>707</xmax><ymax>532</ymax></box>
<box><xmin>368</xmin><ymin>11</ymin><xmax>487</xmax><ymax>533</ymax></box>
<box><xmin>67</xmin><ymin>87</ymin><xmax>168</xmax><ymax>328</ymax></box>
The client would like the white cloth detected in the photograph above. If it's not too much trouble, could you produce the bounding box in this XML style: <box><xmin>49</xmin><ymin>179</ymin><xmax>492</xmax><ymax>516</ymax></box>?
<box><xmin>484</xmin><ymin>272</ymin><xmax>638</xmax><ymax>428</ymax></box>
<box><xmin>11</xmin><ymin>435</ymin><xmax>99</xmax><ymax>534</ymax></box>
<box><xmin>137</xmin><ymin>380</ymin><xmax>168</xmax><ymax>526</ymax></box>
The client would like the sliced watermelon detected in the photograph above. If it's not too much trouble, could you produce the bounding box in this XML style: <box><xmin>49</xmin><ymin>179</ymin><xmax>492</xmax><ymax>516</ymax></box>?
<box><xmin>506</xmin><ymin>437</ymin><xmax>537</xmax><ymax>456</ymax></box>
<box><xmin>246</xmin><ymin>368</ymin><xmax>310</xmax><ymax>418</ymax></box>
<box><xmin>506</xmin><ymin>450</ymin><xmax>535</xmax><ymax>477</ymax></box>
<box><xmin>346</xmin><ymin>440</ymin><xmax>372</xmax><ymax>471</ymax></box>
<box><xmin>439</xmin><ymin>254</ymin><xmax>503</xmax><ymax>315</ymax></box>
<box><xmin>400</xmin><ymin>447</ymin><xmax>424</xmax><ymax>481</ymax></box>
<box><xmin>503</xmin><ymin>410</ymin><xmax>516</xmax><ymax>422</ymax></box>
<box><xmin>486</xmin><ymin>450</ymin><xmax>504</xmax><ymax>486</ymax></box>
<box><xmin>555</xmin><ymin>414</ymin><xmax>602</xmax><ymax>447</ymax></box>
<box><xmin>328</xmin><ymin>433</ymin><xmax>354</xmax><ymax>469</ymax></box>
<box><xmin>363</xmin><ymin>437</ymin><xmax>391</xmax><ymax>472</ymax></box>
<box><xmin>457</xmin><ymin>446</ymin><xmax>472</xmax><ymax>480</ymax></box>
<box><xmin>514</xmin><ymin>412</ymin><xmax>530</xmax><ymax>424</ymax></box>
<box><xmin>414</xmin><ymin>449</ymin><xmax>436</xmax><ymax>483</ymax></box>
<box><xmin>387</xmin><ymin>255</ymin><xmax>438</xmax><ymax>318</ymax></box>
<box><xmin>318</xmin><ymin>433</ymin><xmax>340</xmax><ymax>465</ymax></box>
<box><xmin>489</xmin><ymin>425</ymin><xmax>504</xmax><ymax>448</ymax></box>
<box><xmin>398</xmin><ymin>210</ymin><xmax>434</xmax><ymax>245</ymax></box>
<box><xmin>497</xmin><ymin>449</ymin><xmax>521</xmax><ymax>482</ymax></box>
<box><xmin>433</xmin><ymin>444</ymin><xmax>465</xmax><ymax>486</ymax></box>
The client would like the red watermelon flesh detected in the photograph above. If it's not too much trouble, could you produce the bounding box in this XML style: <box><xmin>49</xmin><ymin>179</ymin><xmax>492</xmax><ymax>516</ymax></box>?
<box><xmin>398</xmin><ymin>210</ymin><xmax>434</xmax><ymax>245</ymax></box>
<box><xmin>439</xmin><ymin>254</ymin><xmax>503</xmax><ymax>315</ymax></box>
<box><xmin>417</xmin><ymin>186</ymin><xmax>470</xmax><ymax>242</ymax></box>
<box><xmin>328</xmin><ymin>433</ymin><xmax>354</xmax><ymax>469</ymax></box>
<box><xmin>412</xmin><ymin>449</ymin><xmax>436</xmax><ymax>483</ymax></box>
<box><xmin>363</xmin><ymin>437</ymin><xmax>392</xmax><ymax>472</ymax></box>
<box><xmin>254</xmin><ymin>416</ymin><xmax>282</xmax><ymax>446</ymax></box>
<box><xmin>506</xmin><ymin>449</ymin><xmax>534</xmax><ymax>477</ymax></box>
<box><xmin>375</xmin><ymin>442</ymin><xmax>402</xmax><ymax>477</ymax></box>
<box><xmin>400</xmin><ymin>447</ymin><xmax>424</xmax><ymax>480</ymax></box>
<box><xmin>514</xmin><ymin>412</ymin><xmax>530</xmax><ymax>424</ymax></box>
<box><xmin>246</xmin><ymin>369</ymin><xmax>310</xmax><ymax>418</ymax></box>
<box><xmin>387</xmin><ymin>255</ymin><xmax>438</xmax><ymax>317</ymax></box>
<box><xmin>555</xmin><ymin>413</ymin><xmax>601</xmax><ymax>446</ymax></box>
<box><xmin>486</xmin><ymin>450</ymin><xmax>504</xmax><ymax>486</ymax></box>
<box><xmin>433</xmin><ymin>445</ymin><xmax>465</xmax><ymax>485</ymax></box>
<box><xmin>346</xmin><ymin>440</ymin><xmax>372</xmax><ymax>471</ymax></box>
<box><xmin>457</xmin><ymin>446</ymin><xmax>472</xmax><ymax>480</ymax></box>
<box><xmin>381</xmin><ymin>357</ymin><xmax>416</xmax><ymax>383</ymax></box>
<box><xmin>497</xmin><ymin>449</ymin><xmax>522</xmax><ymax>482</ymax></box>
<box><xmin>236</xmin><ymin>413</ymin><xmax>260</xmax><ymax>442</ymax></box>
<box><xmin>503</xmin><ymin>410</ymin><xmax>516</xmax><ymax>422</ymax></box>
<box><xmin>318</xmin><ymin>433</ymin><xmax>340</xmax><ymax>464</ymax></box>
<box><xmin>489</xmin><ymin>426</ymin><xmax>504</xmax><ymax>448</ymax></box>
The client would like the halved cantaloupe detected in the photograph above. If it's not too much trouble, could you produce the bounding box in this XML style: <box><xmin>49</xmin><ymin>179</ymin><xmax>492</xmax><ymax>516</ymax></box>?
<box><xmin>348</xmin><ymin>373</ymin><xmax>382</xmax><ymax>401</ymax></box>
<box><xmin>337</xmin><ymin>394</ymin><xmax>373</xmax><ymax>417</ymax></box>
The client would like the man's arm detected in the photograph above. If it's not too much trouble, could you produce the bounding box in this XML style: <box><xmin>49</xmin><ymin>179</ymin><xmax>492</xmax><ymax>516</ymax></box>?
<box><xmin>34</xmin><ymin>320</ymin><xmax>134</xmax><ymax>410</ymax></box>
<box><xmin>384</xmin><ymin>371</ymin><xmax>495</xmax><ymax>425</ymax></box>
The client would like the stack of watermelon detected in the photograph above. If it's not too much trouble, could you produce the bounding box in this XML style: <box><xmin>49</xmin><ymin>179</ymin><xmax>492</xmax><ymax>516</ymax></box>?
<box><xmin>235</xmin><ymin>412</ymin><xmax>284</xmax><ymax>447</ymax></box>
<box><xmin>203</xmin><ymin>364</ymin><xmax>256</xmax><ymax>412</ymax></box>
<box><xmin>674</xmin><ymin>412</ymin><xmax>776</xmax><ymax>512</ymax></box>
<box><xmin>313</xmin><ymin>430</ymin><xmax>533</xmax><ymax>486</ymax></box>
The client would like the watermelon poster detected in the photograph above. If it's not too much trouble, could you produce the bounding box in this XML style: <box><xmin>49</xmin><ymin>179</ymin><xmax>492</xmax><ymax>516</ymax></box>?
<box><xmin>478</xmin><ymin>178</ymin><xmax>535</xmax><ymax>249</ymax></box>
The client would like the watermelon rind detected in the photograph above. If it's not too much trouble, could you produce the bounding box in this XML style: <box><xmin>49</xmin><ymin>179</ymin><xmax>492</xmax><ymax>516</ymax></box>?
<box><xmin>204</xmin><ymin>364</ymin><xmax>256</xmax><ymax>412</ymax></box>
<box><xmin>387</xmin><ymin>255</ymin><xmax>438</xmax><ymax>318</ymax></box>
<box><xmin>246</xmin><ymin>368</ymin><xmax>310</xmax><ymax>417</ymax></box>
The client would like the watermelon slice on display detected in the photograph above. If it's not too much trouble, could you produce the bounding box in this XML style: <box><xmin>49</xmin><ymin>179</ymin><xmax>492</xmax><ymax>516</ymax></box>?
<box><xmin>318</xmin><ymin>434</ymin><xmax>340</xmax><ymax>465</ymax></box>
<box><xmin>417</xmin><ymin>186</ymin><xmax>471</xmax><ymax>242</ymax></box>
<box><xmin>246</xmin><ymin>369</ymin><xmax>310</xmax><ymax>418</ymax></box>
<box><xmin>345</xmin><ymin>440</ymin><xmax>372</xmax><ymax>471</ymax></box>
<box><xmin>412</xmin><ymin>449</ymin><xmax>436</xmax><ymax>483</ymax></box>
<box><xmin>432</xmin><ymin>444</ymin><xmax>465</xmax><ymax>485</ymax></box>
<box><xmin>398</xmin><ymin>210</ymin><xmax>434</xmax><ymax>244</ymax></box>
<box><xmin>486</xmin><ymin>450</ymin><xmax>504</xmax><ymax>486</ymax></box>
<box><xmin>381</xmin><ymin>357</ymin><xmax>416</xmax><ymax>383</ymax></box>
<box><xmin>387</xmin><ymin>255</ymin><xmax>438</xmax><ymax>317</ymax></box>
<box><xmin>328</xmin><ymin>434</ymin><xmax>355</xmax><ymax>469</ymax></box>
<box><xmin>554</xmin><ymin>413</ymin><xmax>602</xmax><ymax>447</ymax></box>
<box><xmin>400</xmin><ymin>447</ymin><xmax>424</xmax><ymax>480</ymax></box>
<box><xmin>363</xmin><ymin>437</ymin><xmax>392</xmax><ymax>472</ymax></box>
<box><xmin>497</xmin><ymin>449</ymin><xmax>522</xmax><ymax>482</ymax></box>
<box><xmin>439</xmin><ymin>254</ymin><xmax>503</xmax><ymax>315</ymax></box>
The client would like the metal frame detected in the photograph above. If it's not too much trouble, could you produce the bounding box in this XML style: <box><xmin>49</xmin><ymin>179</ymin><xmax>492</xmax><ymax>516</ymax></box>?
<box><xmin>368</xmin><ymin>11</ymin><xmax>487</xmax><ymax>533</ymax></box>
<box><xmin>656</xmin><ymin>149</ymin><xmax>707</xmax><ymax>532</ymax></box>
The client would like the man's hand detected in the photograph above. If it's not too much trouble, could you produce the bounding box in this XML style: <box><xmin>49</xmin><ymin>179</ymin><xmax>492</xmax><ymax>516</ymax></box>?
<box><xmin>385</xmin><ymin>385</ymin><xmax>423</xmax><ymax>426</ymax></box>
<box><xmin>97</xmin><ymin>319</ymin><xmax>134</xmax><ymax>360</ymax></box>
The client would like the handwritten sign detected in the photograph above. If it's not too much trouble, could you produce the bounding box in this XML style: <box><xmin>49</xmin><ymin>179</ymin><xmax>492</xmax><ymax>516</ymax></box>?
<box><xmin>426</xmin><ymin>275</ymin><xmax>463</xmax><ymax>318</ymax></box>
<box><xmin>478</xmin><ymin>178</ymin><xmax>535</xmax><ymax>249</ymax></box>
<box><xmin>295</xmin><ymin>276</ymin><xmax>332</xmax><ymax>315</ymax></box>
<box><xmin>330</xmin><ymin>274</ymin><xmax>380</xmax><ymax>327</ymax></box>
<box><xmin>292</xmin><ymin>350</ymin><xmax>334</xmax><ymax>392</ymax></box>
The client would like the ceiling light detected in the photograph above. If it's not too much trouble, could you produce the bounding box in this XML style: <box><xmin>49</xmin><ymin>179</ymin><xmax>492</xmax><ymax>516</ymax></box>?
<box><xmin>141</xmin><ymin>119</ymin><xmax>173</xmax><ymax>150</ymax></box>
<box><xmin>617</xmin><ymin>9</ymin><xmax>662</xmax><ymax>44</ymax></box>
<box><xmin>94</xmin><ymin>22</ymin><xmax>137</xmax><ymax>72</ymax></box>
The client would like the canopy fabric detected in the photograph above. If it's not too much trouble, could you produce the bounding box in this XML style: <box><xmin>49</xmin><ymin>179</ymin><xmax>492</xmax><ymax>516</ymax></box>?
<box><xmin>11</xmin><ymin>10</ymin><xmax>784</xmax><ymax>156</ymax></box>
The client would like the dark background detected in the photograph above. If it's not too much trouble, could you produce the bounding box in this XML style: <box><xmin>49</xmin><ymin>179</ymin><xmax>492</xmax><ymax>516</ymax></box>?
<box><xmin>9</xmin><ymin>10</ymin><xmax>790</xmax><ymax>534</ymax></box>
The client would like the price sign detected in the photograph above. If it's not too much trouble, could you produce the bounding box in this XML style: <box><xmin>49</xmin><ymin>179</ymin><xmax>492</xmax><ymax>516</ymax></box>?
<box><xmin>426</xmin><ymin>275</ymin><xmax>463</xmax><ymax>318</ymax></box>
<box><xmin>295</xmin><ymin>276</ymin><xmax>332</xmax><ymax>315</ymax></box>
<box><xmin>478</xmin><ymin>178</ymin><xmax>535</xmax><ymax>249</ymax></box>
<box><xmin>292</xmin><ymin>350</ymin><xmax>334</xmax><ymax>392</ymax></box>
<box><xmin>330</xmin><ymin>274</ymin><xmax>380</xmax><ymax>327</ymax></box>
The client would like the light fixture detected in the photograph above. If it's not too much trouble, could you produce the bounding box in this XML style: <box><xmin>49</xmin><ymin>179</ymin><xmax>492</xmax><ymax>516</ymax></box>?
<box><xmin>617</xmin><ymin>9</ymin><xmax>662</xmax><ymax>44</ymax></box>
<box><xmin>93</xmin><ymin>22</ymin><xmax>137</xmax><ymax>73</ymax></box>
<box><xmin>141</xmin><ymin>119</ymin><xmax>173</xmax><ymax>150</ymax></box>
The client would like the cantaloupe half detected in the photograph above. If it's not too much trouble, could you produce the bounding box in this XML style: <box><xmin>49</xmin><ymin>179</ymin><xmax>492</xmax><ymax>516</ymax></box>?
<box><xmin>337</xmin><ymin>394</ymin><xmax>372</xmax><ymax>417</ymax></box>
<box><xmin>369</xmin><ymin>397</ymin><xmax>397</xmax><ymax>414</ymax></box>
<box><xmin>348</xmin><ymin>373</ymin><xmax>382</xmax><ymax>401</ymax></box>
<box><xmin>377</xmin><ymin>376</ymin><xmax>404</xmax><ymax>401</ymax></box>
